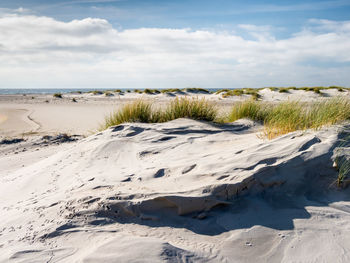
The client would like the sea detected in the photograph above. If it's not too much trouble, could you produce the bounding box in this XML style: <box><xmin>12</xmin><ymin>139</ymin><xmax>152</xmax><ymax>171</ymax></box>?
<box><xmin>0</xmin><ymin>88</ymin><xmax>222</xmax><ymax>95</ymax></box>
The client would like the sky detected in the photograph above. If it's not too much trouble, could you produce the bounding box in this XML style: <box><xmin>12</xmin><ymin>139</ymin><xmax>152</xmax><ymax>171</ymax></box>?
<box><xmin>0</xmin><ymin>0</ymin><xmax>350</xmax><ymax>89</ymax></box>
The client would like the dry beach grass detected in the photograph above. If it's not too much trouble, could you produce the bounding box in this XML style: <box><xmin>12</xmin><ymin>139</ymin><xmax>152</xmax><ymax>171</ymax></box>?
<box><xmin>102</xmin><ymin>96</ymin><xmax>350</xmax><ymax>140</ymax></box>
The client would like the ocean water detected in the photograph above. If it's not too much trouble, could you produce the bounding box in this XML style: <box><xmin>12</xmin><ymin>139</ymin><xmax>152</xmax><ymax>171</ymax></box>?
<box><xmin>0</xmin><ymin>88</ymin><xmax>222</xmax><ymax>95</ymax></box>
<box><xmin>0</xmin><ymin>88</ymin><xmax>116</xmax><ymax>95</ymax></box>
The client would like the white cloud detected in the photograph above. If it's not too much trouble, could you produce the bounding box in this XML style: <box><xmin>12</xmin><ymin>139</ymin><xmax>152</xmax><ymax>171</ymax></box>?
<box><xmin>0</xmin><ymin>14</ymin><xmax>350</xmax><ymax>88</ymax></box>
<box><xmin>308</xmin><ymin>19</ymin><xmax>350</xmax><ymax>33</ymax></box>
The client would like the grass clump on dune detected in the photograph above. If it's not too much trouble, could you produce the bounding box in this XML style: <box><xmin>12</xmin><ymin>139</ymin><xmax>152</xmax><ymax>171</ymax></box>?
<box><xmin>90</xmin><ymin>90</ymin><xmax>103</xmax><ymax>95</ymax></box>
<box><xmin>243</xmin><ymin>89</ymin><xmax>261</xmax><ymax>100</ymax></box>
<box><xmin>228</xmin><ymin>98</ymin><xmax>350</xmax><ymax>139</ymax></box>
<box><xmin>218</xmin><ymin>88</ymin><xmax>261</xmax><ymax>100</ymax></box>
<box><xmin>266</xmin><ymin>86</ymin><xmax>350</xmax><ymax>94</ymax></box>
<box><xmin>279</xmin><ymin>88</ymin><xmax>289</xmax><ymax>93</ymax></box>
<box><xmin>333</xmin><ymin>134</ymin><xmax>350</xmax><ymax>188</ymax></box>
<box><xmin>222</xmin><ymin>89</ymin><xmax>244</xmax><ymax>97</ymax></box>
<box><xmin>228</xmin><ymin>99</ymin><xmax>268</xmax><ymax>122</ymax></box>
<box><xmin>160</xmin><ymin>88</ymin><xmax>182</xmax><ymax>93</ymax></box>
<box><xmin>102</xmin><ymin>97</ymin><xmax>218</xmax><ymax>129</ymax></box>
<box><xmin>53</xmin><ymin>93</ymin><xmax>62</xmax><ymax>98</ymax></box>
<box><xmin>334</xmin><ymin>154</ymin><xmax>350</xmax><ymax>188</ymax></box>
<box><xmin>144</xmin><ymin>89</ymin><xmax>160</xmax><ymax>94</ymax></box>
<box><xmin>102</xmin><ymin>100</ymin><xmax>161</xmax><ymax>129</ymax></box>
<box><xmin>164</xmin><ymin>97</ymin><xmax>217</xmax><ymax>121</ymax></box>
<box><xmin>104</xmin><ymin>91</ymin><xmax>113</xmax><ymax>97</ymax></box>
<box><xmin>183</xmin><ymin>87</ymin><xmax>211</xmax><ymax>94</ymax></box>
<box><xmin>215</xmin><ymin>89</ymin><xmax>231</xmax><ymax>94</ymax></box>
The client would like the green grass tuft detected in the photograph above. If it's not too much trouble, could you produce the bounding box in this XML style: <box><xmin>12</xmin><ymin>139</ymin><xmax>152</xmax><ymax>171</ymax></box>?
<box><xmin>144</xmin><ymin>89</ymin><xmax>161</xmax><ymax>94</ymax></box>
<box><xmin>102</xmin><ymin>100</ymin><xmax>159</xmax><ymax>130</ymax></box>
<box><xmin>228</xmin><ymin>99</ymin><xmax>268</xmax><ymax>122</ymax></box>
<box><xmin>53</xmin><ymin>93</ymin><xmax>62</xmax><ymax>98</ymax></box>
<box><xmin>161</xmin><ymin>88</ymin><xmax>182</xmax><ymax>93</ymax></box>
<box><xmin>228</xmin><ymin>97</ymin><xmax>350</xmax><ymax>139</ymax></box>
<box><xmin>104</xmin><ymin>91</ymin><xmax>113</xmax><ymax>97</ymax></box>
<box><xmin>101</xmin><ymin>97</ymin><xmax>217</xmax><ymax>130</ymax></box>
<box><xmin>215</xmin><ymin>89</ymin><xmax>231</xmax><ymax>94</ymax></box>
<box><xmin>279</xmin><ymin>88</ymin><xmax>289</xmax><ymax>93</ymax></box>
<box><xmin>220</xmin><ymin>88</ymin><xmax>260</xmax><ymax>100</ymax></box>
<box><xmin>163</xmin><ymin>97</ymin><xmax>217</xmax><ymax>121</ymax></box>
<box><xmin>183</xmin><ymin>87</ymin><xmax>210</xmax><ymax>94</ymax></box>
<box><xmin>90</xmin><ymin>90</ymin><xmax>103</xmax><ymax>95</ymax></box>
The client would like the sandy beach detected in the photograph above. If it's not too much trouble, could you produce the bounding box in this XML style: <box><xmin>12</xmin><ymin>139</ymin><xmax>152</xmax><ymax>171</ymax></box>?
<box><xmin>1</xmin><ymin>89</ymin><xmax>350</xmax><ymax>262</ymax></box>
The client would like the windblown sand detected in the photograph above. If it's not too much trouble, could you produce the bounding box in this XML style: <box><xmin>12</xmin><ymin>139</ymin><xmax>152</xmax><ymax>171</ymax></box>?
<box><xmin>1</xmin><ymin>90</ymin><xmax>350</xmax><ymax>262</ymax></box>
<box><xmin>1</xmin><ymin>117</ymin><xmax>350</xmax><ymax>262</ymax></box>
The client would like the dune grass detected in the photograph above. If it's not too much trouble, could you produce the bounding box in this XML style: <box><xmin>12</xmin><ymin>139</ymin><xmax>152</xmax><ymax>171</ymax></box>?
<box><xmin>264</xmin><ymin>86</ymin><xmax>349</xmax><ymax>94</ymax></box>
<box><xmin>104</xmin><ymin>91</ymin><xmax>113</xmax><ymax>97</ymax></box>
<box><xmin>279</xmin><ymin>88</ymin><xmax>289</xmax><ymax>93</ymax></box>
<box><xmin>101</xmin><ymin>97</ymin><xmax>217</xmax><ymax>130</ymax></box>
<box><xmin>335</xmin><ymin>155</ymin><xmax>350</xmax><ymax>188</ymax></box>
<box><xmin>334</xmin><ymin>134</ymin><xmax>350</xmax><ymax>188</ymax></box>
<box><xmin>102</xmin><ymin>100</ymin><xmax>159</xmax><ymax>129</ymax></box>
<box><xmin>218</xmin><ymin>88</ymin><xmax>261</xmax><ymax>100</ymax></box>
<box><xmin>163</xmin><ymin>97</ymin><xmax>217</xmax><ymax>121</ymax></box>
<box><xmin>228</xmin><ymin>98</ymin><xmax>350</xmax><ymax>139</ymax></box>
<box><xmin>144</xmin><ymin>89</ymin><xmax>161</xmax><ymax>94</ymax></box>
<box><xmin>183</xmin><ymin>87</ymin><xmax>211</xmax><ymax>94</ymax></box>
<box><xmin>53</xmin><ymin>93</ymin><xmax>62</xmax><ymax>98</ymax></box>
<box><xmin>161</xmin><ymin>88</ymin><xmax>182</xmax><ymax>93</ymax></box>
<box><xmin>102</xmin><ymin>96</ymin><xmax>350</xmax><ymax>140</ymax></box>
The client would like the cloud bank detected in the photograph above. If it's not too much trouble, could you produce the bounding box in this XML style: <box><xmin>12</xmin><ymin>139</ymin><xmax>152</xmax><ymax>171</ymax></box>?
<box><xmin>0</xmin><ymin>13</ymin><xmax>350</xmax><ymax>88</ymax></box>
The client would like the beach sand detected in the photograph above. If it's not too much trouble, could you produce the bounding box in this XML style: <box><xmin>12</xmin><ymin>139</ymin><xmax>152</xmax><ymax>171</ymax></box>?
<box><xmin>0</xmin><ymin>89</ymin><xmax>350</xmax><ymax>262</ymax></box>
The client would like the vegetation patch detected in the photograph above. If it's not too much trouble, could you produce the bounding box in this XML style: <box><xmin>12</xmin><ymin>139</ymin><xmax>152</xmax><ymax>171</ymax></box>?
<box><xmin>104</xmin><ymin>91</ymin><xmax>113</xmax><ymax>97</ymax></box>
<box><xmin>164</xmin><ymin>97</ymin><xmax>217</xmax><ymax>121</ymax></box>
<box><xmin>278</xmin><ymin>88</ymin><xmax>289</xmax><ymax>93</ymax></box>
<box><xmin>333</xmin><ymin>134</ymin><xmax>350</xmax><ymax>188</ymax></box>
<box><xmin>183</xmin><ymin>87</ymin><xmax>211</xmax><ymax>94</ymax></box>
<box><xmin>160</xmin><ymin>88</ymin><xmax>182</xmax><ymax>93</ymax></box>
<box><xmin>144</xmin><ymin>89</ymin><xmax>161</xmax><ymax>94</ymax></box>
<box><xmin>90</xmin><ymin>90</ymin><xmax>103</xmax><ymax>95</ymax></box>
<box><xmin>101</xmin><ymin>97</ymin><xmax>217</xmax><ymax>130</ymax></box>
<box><xmin>102</xmin><ymin>96</ymin><xmax>350</xmax><ymax>140</ymax></box>
<box><xmin>228</xmin><ymin>97</ymin><xmax>350</xmax><ymax>139</ymax></box>
<box><xmin>53</xmin><ymin>93</ymin><xmax>62</xmax><ymax>98</ymax></box>
<box><xmin>217</xmin><ymin>88</ymin><xmax>261</xmax><ymax>100</ymax></box>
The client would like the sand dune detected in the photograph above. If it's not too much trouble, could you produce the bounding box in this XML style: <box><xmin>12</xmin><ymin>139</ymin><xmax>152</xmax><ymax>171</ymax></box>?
<box><xmin>1</xmin><ymin>118</ymin><xmax>350</xmax><ymax>262</ymax></box>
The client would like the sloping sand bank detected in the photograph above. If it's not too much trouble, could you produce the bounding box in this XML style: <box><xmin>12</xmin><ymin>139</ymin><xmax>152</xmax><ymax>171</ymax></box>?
<box><xmin>1</xmin><ymin>119</ymin><xmax>350</xmax><ymax>262</ymax></box>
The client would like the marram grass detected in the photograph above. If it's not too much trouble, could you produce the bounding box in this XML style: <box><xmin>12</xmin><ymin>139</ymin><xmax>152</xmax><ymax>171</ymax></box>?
<box><xmin>228</xmin><ymin>97</ymin><xmax>350</xmax><ymax>139</ymax></box>
<box><xmin>101</xmin><ymin>97</ymin><xmax>217</xmax><ymax>130</ymax></box>
<box><xmin>102</xmin><ymin>100</ymin><xmax>160</xmax><ymax>129</ymax></box>
<box><xmin>102</xmin><ymin>97</ymin><xmax>350</xmax><ymax>140</ymax></box>
<box><xmin>163</xmin><ymin>97</ymin><xmax>217</xmax><ymax>122</ymax></box>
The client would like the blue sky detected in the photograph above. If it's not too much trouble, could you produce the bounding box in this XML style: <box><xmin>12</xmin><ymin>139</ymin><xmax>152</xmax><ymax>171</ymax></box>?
<box><xmin>0</xmin><ymin>0</ymin><xmax>350</xmax><ymax>88</ymax></box>
<box><xmin>3</xmin><ymin>0</ymin><xmax>350</xmax><ymax>33</ymax></box>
